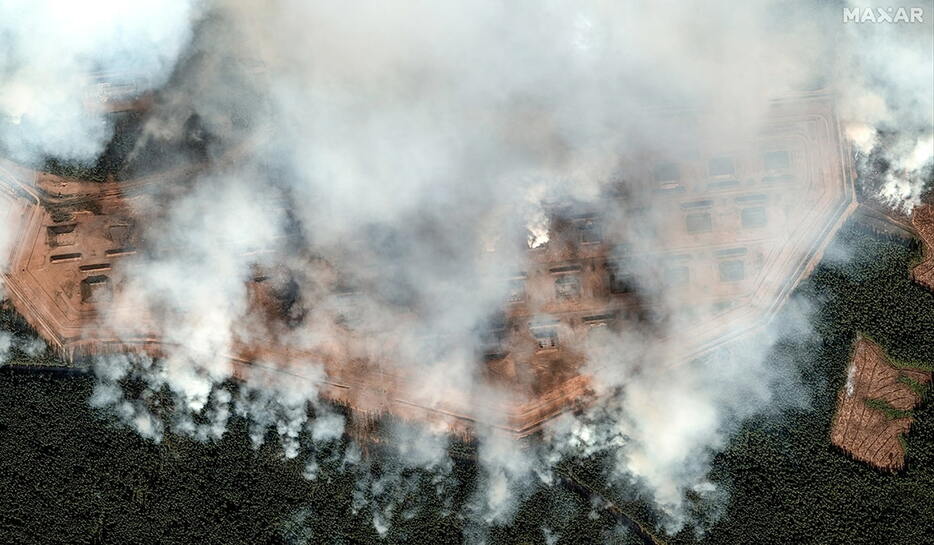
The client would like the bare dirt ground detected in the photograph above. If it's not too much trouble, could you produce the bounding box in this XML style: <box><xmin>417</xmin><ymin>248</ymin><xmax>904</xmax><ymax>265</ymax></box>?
<box><xmin>831</xmin><ymin>336</ymin><xmax>930</xmax><ymax>471</ymax></box>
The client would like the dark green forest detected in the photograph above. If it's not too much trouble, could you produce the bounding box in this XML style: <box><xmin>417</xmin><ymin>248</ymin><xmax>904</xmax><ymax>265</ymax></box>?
<box><xmin>1</xmin><ymin>221</ymin><xmax>933</xmax><ymax>544</ymax></box>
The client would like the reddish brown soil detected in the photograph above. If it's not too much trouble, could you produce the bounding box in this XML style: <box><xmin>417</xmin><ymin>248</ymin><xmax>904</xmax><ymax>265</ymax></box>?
<box><xmin>911</xmin><ymin>204</ymin><xmax>934</xmax><ymax>291</ymax></box>
<box><xmin>831</xmin><ymin>337</ymin><xmax>931</xmax><ymax>471</ymax></box>
<box><xmin>1</xmin><ymin>163</ymin><xmax>596</xmax><ymax>437</ymax></box>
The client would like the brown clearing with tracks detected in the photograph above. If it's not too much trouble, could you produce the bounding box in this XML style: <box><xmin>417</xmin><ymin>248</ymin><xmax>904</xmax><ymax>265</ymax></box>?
<box><xmin>831</xmin><ymin>336</ymin><xmax>930</xmax><ymax>471</ymax></box>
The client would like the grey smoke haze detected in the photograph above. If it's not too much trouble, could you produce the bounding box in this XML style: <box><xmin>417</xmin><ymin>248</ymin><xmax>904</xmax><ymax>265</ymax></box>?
<box><xmin>0</xmin><ymin>329</ymin><xmax>48</xmax><ymax>366</ymax></box>
<box><xmin>839</xmin><ymin>0</ymin><xmax>934</xmax><ymax>210</ymax></box>
<box><xmin>0</xmin><ymin>0</ymin><xmax>199</xmax><ymax>163</ymax></box>
<box><xmin>0</xmin><ymin>330</ymin><xmax>11</xmax><ymax>364</ymax></box>
<box><xmin>1</xmin><ymin>0</ymin><xmax>932</xmax><ymax>537</ymax></box>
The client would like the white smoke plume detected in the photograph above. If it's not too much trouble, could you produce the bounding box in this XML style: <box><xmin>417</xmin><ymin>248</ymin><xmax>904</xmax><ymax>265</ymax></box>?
<box><xmin>542</xmin><ymin>527</ymin><xmax>560</xmax><ymax>545</ymax></box>
<box><xmin>0</xmin><ymin>0</ymin><xmax>199</xmax><ymax>355</ymax></box>
<box><xmin>838</xmin><ymin>0</ymin><xmax>934</xmax><ymax>211</ymax></box>
<box><xmin>0</xmin><ymin>330</ymin><xmax>11</xmax><ymax>364</ymax></box>
<box><xmin>0</xmin><ymin>0</ymin><xmax>199</xmax><ymax>164</ymax></box>
<box><xmin>0</xmin><ymin>322</ymin><xmax>46</xmax><ymax>366</ymax></box>
<box><xmin>0</xmin><ymin>0</ymin><xmax>931</xmax><ymax>538</ymax></box>
<box><xmin>551</xmin><ymin>298</ymin><xmax>815</xmax><ymax>529</ymax></box>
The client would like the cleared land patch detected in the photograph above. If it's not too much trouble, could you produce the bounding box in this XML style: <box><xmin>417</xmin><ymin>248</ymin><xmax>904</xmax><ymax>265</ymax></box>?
<box><xmin>831</xmin><ymin>336</ymin><xmax>931</xmax><ymax>470</ymax></box>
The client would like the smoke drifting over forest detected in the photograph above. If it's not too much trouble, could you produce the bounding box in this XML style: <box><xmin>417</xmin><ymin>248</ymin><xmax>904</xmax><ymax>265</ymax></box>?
<box><xmin>1</xmin><ymin>0</ymin><xmax>932</xmax><ymax>538</ymax></box>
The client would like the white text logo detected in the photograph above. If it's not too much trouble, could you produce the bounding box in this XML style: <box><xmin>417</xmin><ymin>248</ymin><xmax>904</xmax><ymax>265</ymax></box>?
<box><xmin>843</xmin><ymin>7</ymin><xmax>925</xmax><ymax>22</ymax></box>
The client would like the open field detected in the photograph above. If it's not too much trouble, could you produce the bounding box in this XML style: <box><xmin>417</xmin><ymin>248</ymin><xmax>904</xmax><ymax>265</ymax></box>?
<box><xmin>831</xmin><ymin>336</ymin><xmax>930</xmax><ymax>470</ymax></box>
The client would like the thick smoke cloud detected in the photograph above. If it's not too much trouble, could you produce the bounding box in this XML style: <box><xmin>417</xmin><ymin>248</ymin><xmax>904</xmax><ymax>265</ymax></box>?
<box><xmin>0</xmin><ymin>330</ymin><xmax>11</xmax><ymax>364</ymax></box>
<box><xmin>0</xmin><ymin>0</ymin><xmax>198</xmax><ymax>163</ymax></box>
<box><xmin>1</xmin><ymin>0</ymin><xmax>932</xmax><ymax>538</ymax></box>
<box><xmin>839</xmin><ymin>0</ymin><xmax>934</xmax><ymax>209</ymax></box>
